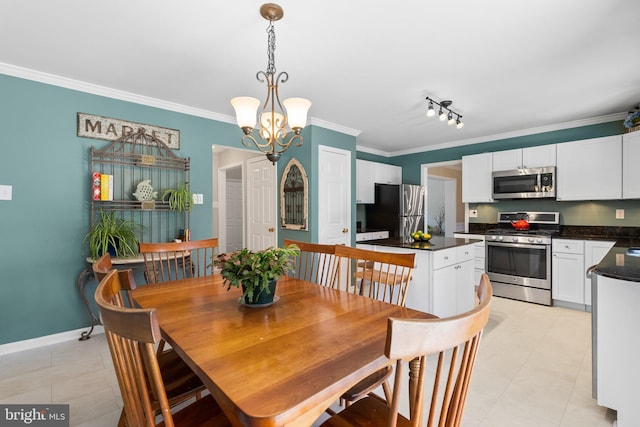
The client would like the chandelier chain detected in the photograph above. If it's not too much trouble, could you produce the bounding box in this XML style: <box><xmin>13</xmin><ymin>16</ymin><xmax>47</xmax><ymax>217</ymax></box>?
<box><xmin>266</xmin><ymin>21</ymin><xmax>276</xmax><ymax>76</ymax></box>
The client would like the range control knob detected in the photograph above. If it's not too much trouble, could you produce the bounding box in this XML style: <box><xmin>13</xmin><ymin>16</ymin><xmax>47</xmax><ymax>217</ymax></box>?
<box><xmin>490</xmin><ymin>235</ymin><xmax>497</xmax><ymax>241</ymax></box>
<box><xmin>528</xmin><ymin>237</ymin><xmax>535</xmax><ymax>243</ymax></box>
<box><xmin>536</xmin><ymin>238</ymin><xmax>543</xmax><ymax>244</ymax></box>
<box><xmin>512</xmin><ymin>236</ymin><xmax>518</xmax><ymax>243</ymax></box>
<box><xmin>497</xmin><ymin>236</ymin><xmax>504</xmax><ymax>242</ymax></box>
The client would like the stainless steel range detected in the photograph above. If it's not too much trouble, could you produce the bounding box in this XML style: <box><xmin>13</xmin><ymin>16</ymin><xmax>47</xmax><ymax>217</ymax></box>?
<box><xmin>485</xmin><ymin>212</ymin><xmax>560</xmax><ymax>306</ymax></box>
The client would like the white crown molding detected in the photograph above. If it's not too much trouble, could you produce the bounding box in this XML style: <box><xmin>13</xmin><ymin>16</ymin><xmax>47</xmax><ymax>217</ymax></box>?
<box><xmin>0</xmin><ymin>62</ymin><xmax>356</xmax><ymax>137</ymax></box>
<box><xmin>0</xmin><ymin>326</ymin><xmax>105</xmax><ymax>356</ymax></box>
<box><xmin>390</xmin><ymin>112</ymin><xmax>628</xmax><ymax>157</ymax></box>
<box><xmin>309</xmin><ymin>117</ymin><xmax>361</xmax><ymax>137</ymax></box>
<box><xmin>0</xmin><ymin>62</ymin><xmax>237</xmax><ymax>124</ymax></box>
<box><xmin>355</xmin><ymin>144</ymin><xmax>393</xmax><ymax>157</ymax></box>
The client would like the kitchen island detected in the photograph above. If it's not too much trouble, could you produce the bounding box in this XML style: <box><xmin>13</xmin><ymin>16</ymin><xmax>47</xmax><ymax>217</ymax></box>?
<box><xmin>591</xmin><ymin>246</ymin><xmax>640</xmax><ymax>427</ymax></box>
<box><xmin>357</xmin><ymin>236</ymin><xmax>482</xmax><ymax>317</ymax></box>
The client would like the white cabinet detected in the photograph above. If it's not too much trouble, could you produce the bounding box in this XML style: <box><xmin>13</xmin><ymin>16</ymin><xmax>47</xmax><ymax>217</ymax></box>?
<box><xmin>355</xmin><ymin>230</ymin><xmax>389</xmax><ymax>242</ymax></box>
<box><xmin>462</xmin><ymin>153</ymin><xmax>493</xmax><ymax>203</ymax></box>
<box><xmin>556</xmin><ymin>135</ymin><xmax>622</xmax><ymax>201</ymax></box>
<box><xmin>454</xmin><ymin>233</ymin><xmax>485</xmax><ymax>285</ymax></box>
<box><xmin>552</xmin><ymin>239</ymin><xmax>585</xmax><ymax>306</ymax></box>
<box><xmin>492</xmin><ymin>145</ymin><xmax>556</xmax><ymax>171</ymax></box>
<box><xmin>374</xmin><ymin>162</ymin><xmax>402</xmax><ymax>185</ymax></box>
<box><xmin>356</xmin><ymin>160</ymin><xmax>401</xmax><ymax>203</ymax></box>
<box><xmin>622</xmin><ymin>131</ymin><xmax>640</xmax><ymax>199</ymax></box>
<box><xmin>356</xmin><ymin>159</ymin><xmax>375</xmax><ymax>203</ymax></box>
<box><xmin>584</xmin><ymin>240</ymin><xmax>615</xmax><ymax>306</ymax></box>
<box><xmin>431</xmin><ymin>246</ymin><xmax>475</xmax><ymax>317</ymax></box>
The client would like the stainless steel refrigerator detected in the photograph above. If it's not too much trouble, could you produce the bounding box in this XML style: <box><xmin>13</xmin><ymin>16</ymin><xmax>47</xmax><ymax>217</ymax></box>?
<box><xmin>365</xmin><ymin>184</ymin><xmax>425</xmax><ymax>239</ymax></box>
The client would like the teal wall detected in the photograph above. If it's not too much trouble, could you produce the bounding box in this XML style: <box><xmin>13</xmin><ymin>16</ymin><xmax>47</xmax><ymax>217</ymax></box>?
<box><xmin>393</xmin><ymin>121</ymin><xmax>625</xmax><ymax>184</ymax></box>
<box><xmin>0</xmin><ymin>74</ymin><xmax>245</xmax><ymax>345</ymax></box>
<box><xmin>0</xmin><ymin>73</ymin><xmax>353</xmax><ymax>345</ymax></box>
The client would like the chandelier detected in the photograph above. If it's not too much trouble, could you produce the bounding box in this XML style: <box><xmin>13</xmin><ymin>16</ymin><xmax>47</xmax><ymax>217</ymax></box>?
<box><xmin>230</xmin><ymin>3</ymin><xmax>311</xmax><ymax>164</ymax></box>
<box><xmin>425</xmin><ymin>97</ymin><xmax>464</xmax><ymax>129</ymax></box>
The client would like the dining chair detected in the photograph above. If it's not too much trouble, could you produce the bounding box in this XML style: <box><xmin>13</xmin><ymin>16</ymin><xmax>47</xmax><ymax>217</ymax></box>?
<box><xmin>95</xmin><ymin>269</ymin><xmax>231</xmax><ymax>427</ymax></box>
<box><xmin>321</xmin><ymin>274</ymin><xmax>493</xmax><ymax>427</ymax></box>
<box><xmin>331</xmin><ymin>245</ymin><xmax>416</xmax><ymax>407</ymax></box>
<box><xmin>93</xmin><ymin>256</ymin><xmax>209</xmax><ymax>425</ymax></box>
<box><xmin>283</xmin><ymin>239</ymin><xmax>339</xmax><ymax>287</ymax></box>
<box><xmin>139</xmin><ymin>237</ymin><xmax>218</xmax><ymax>283</ymax></box>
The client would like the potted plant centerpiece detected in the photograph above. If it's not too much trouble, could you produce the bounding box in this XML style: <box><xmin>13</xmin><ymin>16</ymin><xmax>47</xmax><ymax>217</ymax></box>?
<box><xmin>84</xmin><ymin>211</ymin><xmax>141</xmax><ymax>259</ymax></box>
<box><xmin>215</xmin><ymin>244</ymin><xmax>300</xmax><ymax>306</ymax></box>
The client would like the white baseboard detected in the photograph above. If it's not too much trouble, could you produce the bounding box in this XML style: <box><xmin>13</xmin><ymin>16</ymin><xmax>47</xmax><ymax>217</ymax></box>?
<box><xmin>0</xmin><ymin>326</ymin><xmax>105</xmax><ymax>356</ymax></box>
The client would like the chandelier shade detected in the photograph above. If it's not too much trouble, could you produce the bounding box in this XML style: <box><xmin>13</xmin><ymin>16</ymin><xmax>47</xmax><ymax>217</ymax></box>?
<box><xmin>230</xmin><ymin>3</ymin><xmax>311</xmax><ymax>164</ymax></box>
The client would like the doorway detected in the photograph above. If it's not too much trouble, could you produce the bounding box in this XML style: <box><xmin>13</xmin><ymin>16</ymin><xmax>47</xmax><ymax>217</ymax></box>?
<box><xmin>213</xmin><ymin>147</ymin><xmax>275</xmax><ymax>253</ymax></box>
<box><xmin>421</xmin><ymin>161</ymin><xmax>464</xmax><ymax>237</ymax></box>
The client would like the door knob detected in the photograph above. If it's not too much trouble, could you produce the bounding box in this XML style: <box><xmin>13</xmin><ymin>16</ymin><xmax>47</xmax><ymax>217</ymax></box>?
<box><xmin>268</xmin><ymin>227</ymin><xmax>275</xmax><ymax>232</ymax></box>
<box><xmin>342</xmin><ymin>228</ymin><xmax>349</xmax><ymax>233</ymax></box>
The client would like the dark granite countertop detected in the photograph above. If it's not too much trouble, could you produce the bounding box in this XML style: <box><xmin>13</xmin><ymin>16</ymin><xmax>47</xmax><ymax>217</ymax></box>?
<box><xmin>593</xmin><ymin>246</ymin><xmax>640</xmax><ymax>283</ymax></box>
<box><xmin>358</xmin><ymin>236</ymin><xmax>482</xmax><ymax>251</ymax></box>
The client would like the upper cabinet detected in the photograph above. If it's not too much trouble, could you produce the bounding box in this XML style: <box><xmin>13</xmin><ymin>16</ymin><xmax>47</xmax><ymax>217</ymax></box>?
<box><xmin>462</xmin><ymin>152</ymin><xmax>493</xmax><ymax>203</ymax></box>
<box><xmin>356</xmin><ymin>159</ymin><xmax>376</xmax><ymax>203</ymax></box>
<box><xmin>622</xmin><ymin>131</ymin><xmax>640</xmax><ymax>199</ymax></box>
<box><xmin>356</xmin><ymin>160</ymin><xmax>401</xmax><ymax>204</ymax></box>
<box><xmin>492</xmin><ymin>145</ymin><xmax>557</xmax><ymax>171</ymax></box>
<box><xmin>556</xmin><ymin>135</ymin><xmax>622</xmax><ymax>201</ymax></box>
<box><xmin>374</xmin><ymin>162</ymin><xmax>402</xmax><ymax>185</ymax></box>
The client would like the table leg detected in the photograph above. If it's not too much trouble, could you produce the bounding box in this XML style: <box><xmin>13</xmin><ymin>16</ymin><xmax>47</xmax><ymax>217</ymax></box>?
<box><xmin>76</xmin><ymin>267</ymin><xmax>101</xmax><ymax>341</ymax></box>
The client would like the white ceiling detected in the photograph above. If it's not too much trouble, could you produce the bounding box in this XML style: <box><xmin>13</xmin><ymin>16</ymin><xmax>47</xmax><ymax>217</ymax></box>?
<box><xmin>2</xmin><ymin>0</ymin><xmax>639</xmax><ymax>156</ymax></box>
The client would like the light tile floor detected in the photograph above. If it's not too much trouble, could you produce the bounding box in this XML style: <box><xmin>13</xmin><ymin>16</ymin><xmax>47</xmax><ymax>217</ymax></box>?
<box><xmin>0</xmin><ymin>297</ymin><xmax>616</xmax><ymax>426</ymax></box>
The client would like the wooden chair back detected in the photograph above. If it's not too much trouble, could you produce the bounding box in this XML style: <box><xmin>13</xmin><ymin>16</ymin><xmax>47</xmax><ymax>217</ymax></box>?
<box><xmin>95</xmin><ymin>270</ymin><xmax>230</xmax><ymax>427</ymax></box>
<box><xmin>321</xmin><ymin>274</ymin><xmax>493</xmax><ymax>427</ymax></box>
<box><xmin>333</xmin><ymin>245</ymin><xmax>415</xmax><ymax>306</ymax></box>
<box><xmin>91</xmin><ymin>252</ymin><xmax>113</xmax><ymax>282</ymax></box>
<box><xmin>92</xmin><ymin>253</ymin><xmax>137</xmax><ymax>307</ymax></box>
<box><xmin>139</xmin><ymin>237</ymin><xmax>218</xmax><ymax>283</ymax></box>
<box><xmin>283</xmin><ymin>239</ymin><xmax>339</xmax><ymax>287</ymax></box>
<box><xmin>386</xmin><ymin>274</ymin><xmax>492</xmax><ymax>427</ymax></box>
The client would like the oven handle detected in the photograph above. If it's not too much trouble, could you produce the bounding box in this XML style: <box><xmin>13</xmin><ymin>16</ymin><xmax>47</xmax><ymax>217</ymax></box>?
<box><xmin>486</xmin><ymin>241</ymin><xmax>548</xmax><ymax>250</ymax></box>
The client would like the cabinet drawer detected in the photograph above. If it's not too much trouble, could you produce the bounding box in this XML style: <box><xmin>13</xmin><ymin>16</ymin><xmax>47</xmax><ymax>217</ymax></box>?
<box><xmin>456</xmin><ymin>246</ymin><xmax>474</xmax><ymax>262</ymax></box>
<box><xmin>432</xmin><ymin>248</ymin><xmax>457</xmax><ymax>270</ymax></box>
<box><xmin>473</xmin><ymin>242</ymin><xmax>485</xmax><ymax>258</ymax></box>
<box><xmin>552</xmin><ymin>239</ymin><xmax>584</xmax><ymax>254</ymax></box>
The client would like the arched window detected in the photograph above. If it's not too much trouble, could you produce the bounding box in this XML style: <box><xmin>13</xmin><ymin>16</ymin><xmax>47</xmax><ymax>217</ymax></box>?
<box><xmin>280</xmin><ymin>158</ymin><xmax>308</xmax><ymax>230</ymax></box>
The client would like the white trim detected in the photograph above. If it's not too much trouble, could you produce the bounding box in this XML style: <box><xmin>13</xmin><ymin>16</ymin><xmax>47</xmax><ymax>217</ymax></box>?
<box><xmin>0</xmin><ymin>62</ymin><xmax>356</xmax><ymax>139</ymax></box>
<box><xmin>0</xmin><ymin>326</ymin><xmax>105</xmax><ymax>356</ymax></box>
<box><xmin>355</xmin><ymin>144</ymin><xmax>393</xmax><ymax>157</ymax></box>
<box><xmin>392</xmin><ymin>112</ymin><xmax>628</xmax><ymax>156</ymax></box>
<box><xmin>309</xmin><ymin>117</ymin><xmax>361</xmax><ymax>137</ymax></box>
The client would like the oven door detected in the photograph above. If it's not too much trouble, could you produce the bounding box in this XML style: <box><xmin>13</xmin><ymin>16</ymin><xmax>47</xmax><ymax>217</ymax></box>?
<box><xmin>486</xmin><ymin>241</ymin><xmax>551</xmax><ymax>289</ymax></box>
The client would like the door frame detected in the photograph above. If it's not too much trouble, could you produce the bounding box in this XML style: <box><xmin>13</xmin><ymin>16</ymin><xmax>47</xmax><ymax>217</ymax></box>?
<box><xmin>420</xmin><ymin>160</ymin><xmax>463</xmax><ymax>236</ymax></box>
<box><xmin>217</xmin><ymin>161</ymin><xmax>246</xmax><ymax>252</ymax></box>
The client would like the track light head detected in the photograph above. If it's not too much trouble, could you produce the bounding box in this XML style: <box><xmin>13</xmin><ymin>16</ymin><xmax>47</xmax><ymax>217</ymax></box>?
<box><xmin>425</xmin><ymin>97</ymin><xmax>464</xmax><ymax>130</ymax></box>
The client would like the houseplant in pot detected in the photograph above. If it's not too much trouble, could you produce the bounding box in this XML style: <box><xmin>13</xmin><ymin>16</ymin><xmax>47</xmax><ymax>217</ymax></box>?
<box><xmin>84</xmin><ymin>211</ymin><xmax>141</xmax><ymax>259</ymax></box>
<box><xmin>162</xmin><ymin>184</ymin><xmax>192</xmax><ymax>212</ymax></box>
<box><xmin>214</xmin><ymin>244</ymin><xmax>300</xmax><ymax>305</ymax></box>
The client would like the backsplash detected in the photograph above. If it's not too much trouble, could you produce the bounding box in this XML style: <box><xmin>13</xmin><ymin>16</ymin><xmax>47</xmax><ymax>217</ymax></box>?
<box><xmin>470</xmin><ymin>199</ymin><xmax>640</xmax><ymax>226</ymax></box>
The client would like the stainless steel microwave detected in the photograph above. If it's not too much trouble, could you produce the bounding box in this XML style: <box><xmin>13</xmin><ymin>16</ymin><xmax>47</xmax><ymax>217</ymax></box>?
<box><xmin>492</xmin><ymin>166</ymin><xmax>556</xmax><ymax>199</ymax></box>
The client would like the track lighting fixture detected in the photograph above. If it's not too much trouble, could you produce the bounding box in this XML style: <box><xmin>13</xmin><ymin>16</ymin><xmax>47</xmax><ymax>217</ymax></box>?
<box><xmin>425</xmin><ymin>97</ymin><xmax>464</xmax><ymax>130</ymax></box>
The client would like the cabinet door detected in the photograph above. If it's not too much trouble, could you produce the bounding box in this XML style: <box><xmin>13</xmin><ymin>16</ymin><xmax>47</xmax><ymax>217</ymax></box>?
<box><xmin>556</xmin><ymin>135</ymin><xmax>622</xmax><ymax>201</ymax></box>
<box><xmin>522</xmin><ymin>145</ymin><xmax>556</xmax><ymax>168</ymax></box>
<box><xmin>492</xmin><ymin>149</ymin><xmax>521</xmax><ymax>171</ymax></box>
<box><xmin>552</xmin><ymin>251</ymin><xmax>585</xmax><ymax>304</ymax></box>
<box><xmin>456</xmin><ymin>259</ymin><xmax>475</xmax><ymax>313</ymax></box>
<box><xmin>356</xmin><ymin>160</ymin><xmax>375</xmax><ymax>203</ymax></box>
<box><xmin>374</xmin><ymin>163</ymin><xmax>402</xmax><ymax>184</ymax></box>
<box><xmin>432</xmin><ymin>264</ymin><xmax>458</xmax><ymax>318</ymax></box>
<box><xmin>584</xmin><ymin>240</ymin><xmax>615</xmax><ymax>306</ymax></box>
<box><xmin>622</xmin><ymin>132</ymin><xmax>640</xmax><ymax>199</ymax></box>
<box><xmin>462</xmin><ymin>153</ymin><xmax>493</xmax><ymax>203</ymax></box>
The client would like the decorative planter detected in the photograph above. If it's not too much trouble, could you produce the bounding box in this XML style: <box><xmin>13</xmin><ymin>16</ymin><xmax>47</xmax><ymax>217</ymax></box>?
<box><xmin>242</xmin><ymin>279</ymin><xmax>277</xmax><ymax>306</ymax></box>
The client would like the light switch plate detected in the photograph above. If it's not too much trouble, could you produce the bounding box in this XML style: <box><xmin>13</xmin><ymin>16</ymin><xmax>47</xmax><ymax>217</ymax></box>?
<box><xmin>469</xmin><ymin>209</ymin><xmax>478</xmax><ymax>218</ymax></box>
<box><xmin>0</xmin><ymin>184</ymin><xmax>12</xmax><ymax>200</ymax></box>
<box><xmin>192</xmin><ymin>193</ymin><xmax>204</xmax><ymax>205</ymax></box>
<box><xmin>616</xmin><ymin>209</ymin><xmax>624</xmax><ymax>219</ymax></box>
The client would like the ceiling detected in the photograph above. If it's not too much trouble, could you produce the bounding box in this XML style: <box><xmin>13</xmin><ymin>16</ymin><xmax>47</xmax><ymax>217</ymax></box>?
<box><xmin>2</xmin><ymin>0</ymin><xmax>639</xmax><ymax>156</ymax></box>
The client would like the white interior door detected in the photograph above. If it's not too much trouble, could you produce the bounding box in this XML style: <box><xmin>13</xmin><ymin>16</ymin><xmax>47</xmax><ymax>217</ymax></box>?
<box><xmin>318</xmin><ymin>145</ymin><xmax>351</xmax><ymax>245</ymax></box>
<box><xmin>247</xmin><ymin>156</ymin><xmax>277</xmax><ymax>250</ymax></box>
<box><xmin>226</xmin><ymin>179</ymin><xmax>243</xmax><ymax>252</ymax></box>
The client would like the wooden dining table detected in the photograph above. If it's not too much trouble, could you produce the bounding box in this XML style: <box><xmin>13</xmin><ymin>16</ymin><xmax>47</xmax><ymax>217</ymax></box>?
<box><xmin>131</xmin><ymin>274</ymin><xmax>434</xmax><ymax>427</ymax></box>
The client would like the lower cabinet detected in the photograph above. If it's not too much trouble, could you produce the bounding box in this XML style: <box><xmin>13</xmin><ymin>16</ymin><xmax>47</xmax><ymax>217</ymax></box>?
<box><xmin>552</xmin><ymin>239</ymin><xmax>585</xmax><ymax>306</ymax></box>
<box><xmin>431</xmin><ymin>246</ymin><xmax>475</xmax><ymax>318</ymax></box>
<box><xmin>552</xmin><ymin>239</ymin><xmax>616</xmax><ymax>310</ymax></box>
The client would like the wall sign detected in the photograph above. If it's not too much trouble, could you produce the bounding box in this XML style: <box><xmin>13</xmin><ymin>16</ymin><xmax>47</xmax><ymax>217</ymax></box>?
<box><xmin>77</xmin><ymin>113</ymin><xmax>180</xmax><ymax>149</ymax></box>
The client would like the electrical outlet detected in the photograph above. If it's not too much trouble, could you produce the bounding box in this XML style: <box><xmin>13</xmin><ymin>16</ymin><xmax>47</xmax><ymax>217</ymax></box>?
<box><xmin>469</xmin><ymin>209</ymin><xmax>478</xmax><ymax>218</ymax></box>
<box><xmin>192</xmin><ymin>193</ymin><xmax>204</xmax><ymax>205</ymax></box>
<box><xmin>616</xmin><ymin>209</ymin><xmax>624</xmax><ymax>219</ymax></box>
